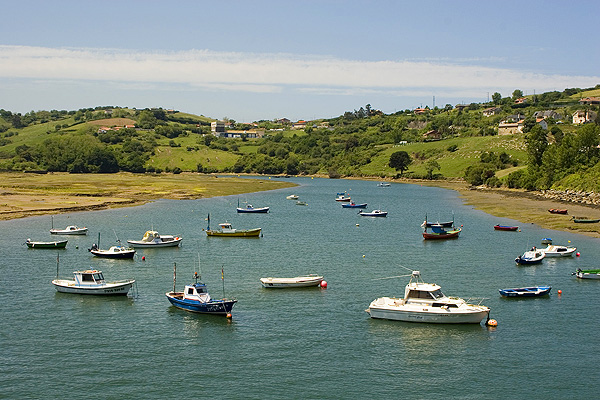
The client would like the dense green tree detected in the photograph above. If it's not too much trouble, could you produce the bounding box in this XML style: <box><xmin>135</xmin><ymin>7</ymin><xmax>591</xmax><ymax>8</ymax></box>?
<box><xmin>425</xmin><ymin>159</ymin><xmax>441</xmax><ymax>179</ymax></box>
<box><xmin>492</xmin><ymin>92</ymin><xmax>502</xmax><ymax>104</ymax></box>
<box><xmin>512</xmin><ymin>89</ymin><xmax>524</xmax><ymax>100</ymax></box>
<box><xmin>526</xmin><ymin>125</ymin><xmax>548</xmax><ymax>167</ymax></box>
<box><xmin>389</xmin><ymin>151</ymin><xmax>412</xmax><ymax>174</ymax></box>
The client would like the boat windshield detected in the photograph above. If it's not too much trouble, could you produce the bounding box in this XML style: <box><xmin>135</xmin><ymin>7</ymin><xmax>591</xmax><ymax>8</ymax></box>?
<box><xmin>93</xmin><ymin>273</ymin><xmax>104</xmax><ymax>281</ymax></box>
<box><xmin>430</xmin><ymin>289</ymin><xmax>444</xmax><ymax>299</ymax></box>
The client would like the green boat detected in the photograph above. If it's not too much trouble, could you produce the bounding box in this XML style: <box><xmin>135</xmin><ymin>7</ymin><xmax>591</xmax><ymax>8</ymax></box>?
<box><xmin>25</xmin><ymin>239</ymin><xmax>68</xmax><ymax>249</ymax></box>
<box><xmin>572</xmin><ymin>216</ymin><xmax>600</xmax><ymax>223</ymax></box>
<box><xmin>573</xmin><ymin>268</ymin><xmax>600</xmax><ymax>279</ymax></box>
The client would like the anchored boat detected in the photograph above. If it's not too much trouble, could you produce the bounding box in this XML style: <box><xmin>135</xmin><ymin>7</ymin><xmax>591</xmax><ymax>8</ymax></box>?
<box><xmin>367</xmin><ymin>271</ymin><xmax>490</xmax><ymax>324</ymax></box>
<box><xmin>52</xmin><ymin>269</ymin><xmax>135</xmax><ymax>295</ymax></box>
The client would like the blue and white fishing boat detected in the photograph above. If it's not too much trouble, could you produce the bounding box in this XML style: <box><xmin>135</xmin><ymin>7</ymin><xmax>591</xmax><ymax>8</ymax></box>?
<box><xmin>515</xmin><ymin>248</ymin><xmax>545</xmax><ymax>265</ymax></box>
<box><xmin>499</xmin><ymin>286</ymin><xmax>551</xmax><ymax>297</ymax></box>
<box><xmin>236</xmin><ymin>199</ymin><xmax>269</xmax><ymax>213</ymax></box>
<box><xmin>165</xmin><ymin>263</ymin><xmax>237</xmax><ymax>316</ymax></box>
<box><xmin>358</xmin><ymin>209</ymin><xmax>387</xmax><ymax>217</ymax></box>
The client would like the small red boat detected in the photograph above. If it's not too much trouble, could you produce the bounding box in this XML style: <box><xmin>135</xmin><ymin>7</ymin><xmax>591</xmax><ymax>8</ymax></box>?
<box><xmin>548</xmin><ymin>209</ymin><xmax>568</xmax><ymax>215</ymax></box>
<box><xmin>494</xmin><ymin>224</ymin><xmax>519</xmax><ymax>231</ymax></box>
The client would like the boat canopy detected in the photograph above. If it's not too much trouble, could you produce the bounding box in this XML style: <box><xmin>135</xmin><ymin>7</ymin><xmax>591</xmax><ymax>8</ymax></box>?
<box><xmin>142</xmin><ymin>231</ymin><xmax>160</xmax><ymax>241</ymax></box>
<box><xmin>74</xmin><ymin>270</ymin><xmax>105</xmax><ymax>284</ymax></box>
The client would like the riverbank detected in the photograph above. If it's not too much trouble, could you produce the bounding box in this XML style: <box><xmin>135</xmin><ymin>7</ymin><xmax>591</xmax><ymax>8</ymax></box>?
<box><xmin>0</xmin><ymin>172</ymin><xmax>295</xmax><ymax>220</ymax></box>
<box><xmin>415</xmin><ymin>179</ymin><xmax>600</xmax><ymax>238</ymax></box>
<box><xmin>2</xmin><ymin>172</ymin><xmax>600</xmax><ymax>238</ymax></box>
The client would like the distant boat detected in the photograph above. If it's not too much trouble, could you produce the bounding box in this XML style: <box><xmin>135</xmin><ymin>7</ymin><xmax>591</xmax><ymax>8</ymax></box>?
<box><xmin>573</xmin><ymin>268</ymin><xmax>600</xmax><ymax>279</ymax></box>
<box><xmin>25</xmin><ymin>238</ymin><xmax>68</xmax><ymax>249</ymax></box>
<box><xmin>335</xmin><ymin>192</ymin><xmax>351</xmax><ymax>202</ymax></box>
<box><xmin>295</xmin><ymin>201</ymin><xmax>308</xmax><ymax>206</ymax></box>
<box><xmin>50</xmin><ymin>225</ymin><xmax>88</xmax><ymax>235</ymax></box>
<box><xmin>260</xmin><ymin>275</ymin><xmax>324</xmax><ymax>288</ymax></box>
<box><xmin>127</xmin><ymin>231</ymin><xmax>182</xmax><ymax>248</ymax></box>
<box><xmin>540</xmin><ymin>244</ymin><xmax>576</xmax><ymax>257</ymax></box>
<box><xmin>206</xmin><ymin>222</ymin><xmax>261</xmax><ymax>238</ymax></box>
<box><xmin>377</xmin><ymin>182</ymin><xmax>391</xmax><ymax>187</ymax></box>
<box><xmin>358</xmin><ymin>209</ymin><xmax>388</xmax><ymax>217</ymax></box>
<box><xmin>165</xmin><ymin>263</ymin><xmax>236</xmax><ymax>316</ymax></box>
<box><xmin>494</xmin><ymin>224</ymin><xmax>519</xmax><ymax>231</ymax></box>
<box><xmin>89</xmin><ymin>233</ymin><xmax>135</xmax><ymax>259</ymax></box>
<box><xmin>236</xmin><ymin>199</ymin><xmax>269</xmax><ymax>213</ymax></box>
<box><xmin>572</xmin><ymin>216</ymin><xmax>600</xmax><ymax>223</ymax></box>
<box><xmin>286</xmin><ymin>194</ymin><xmax>299</xmax><ymax>200</ymax></box>
<box><xmin>422</xmin><ymin>213</ymin><xmax>460</xmax><ymax>240</ymax></box>
<box><xmin>499</xmin><ymin>286</ymin><xmax>551</xmax><ymax>297</ymax></box>
<box><xmin>342</xmin><ymin>202</ymin><xmax>367</xmax><ymax>208</ymax></box>
<box><xmin>515</xmin><ymin>248</ymin><xmax>545</xmax><ymax>265</ymax></box>
<box><xmin>548</xmin><ymin>209</ymin><xmax>568</xmax><ymax>214</ymax></box>
<box><xmin>52</xmin><ymin>269</ymin><xmax>135</xmax><ymax>295</ymax></box>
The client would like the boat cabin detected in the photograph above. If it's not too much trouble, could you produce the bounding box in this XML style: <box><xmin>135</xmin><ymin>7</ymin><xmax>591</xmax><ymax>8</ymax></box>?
<box><xmin>73</xmin><ymin>270</ymin><xmax>105</xmax><ymax>285</ymax></box>
<box><xmin>141</xmin><ymin>231</ymin><xmax>160</xmax><ymax>242</ymax></box>
<box><xmin>183</xmin><ymin>283</ymin><xmax>212</xmax><ymax>303</ymax></box>
<box><xmin>218</xmin><ymin>223</ymin><xmax>236</xmax><ymax>233</ymax></box>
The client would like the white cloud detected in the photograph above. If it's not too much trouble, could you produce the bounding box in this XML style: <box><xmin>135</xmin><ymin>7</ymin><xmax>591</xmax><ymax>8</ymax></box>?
<box><xmin>0</xmin><ymin>45</ymin><xmax>598</xmax><ymax>98</ymax></box>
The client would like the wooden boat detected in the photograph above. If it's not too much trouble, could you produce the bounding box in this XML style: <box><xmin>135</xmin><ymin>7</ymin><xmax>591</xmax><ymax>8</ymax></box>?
<box><xmin>206</xmin><ymin>222</ymin><xmax>261</xmax><ymax>237</ymax></box>
<box><xmin>260</xmin><ymin>275</ymin><xmax>324</xmax><ymax>288</ymax></box>
<box><xmin>127</xmin><ymin>231</ymin><xmax>182</xmax><ymax>248</ymax></box>
<box><xmin>335</xmin><ymin>192</ymin><xmax>351</xmax><ymax>202</ymax></box>
<box><xmin>358</xmin><ymin>209</ymin><xmax>387</xmax><ymax>217</ymax></box>
<box><xmin>50</xmin><ymin>225</ymin><xmax>88</xmax><ymax>235</ymax></box>
<box><xmin>572</xmin><ymin>216</ymin><xmax>600</xmax><ymax>223</ymax></box>
<box><xmin>494</xmin><ymin>224</ymin><xmax>519</xmax><ymax>231</ymax></box>
<box><xmin>165</xmin><ymin>263</ymin><xmax>236</xmax><ymax>315</ymax></box>
<box><xmin>499</xmin><ymin>286</ymin><xmax>551</xmax><ymax>297</ymax></box>
<box><xmin>548</xmin><ymin>209</ymin><xmax>568</xmax><ymax>214</ymax></box>
<box><xmin>342</xmin><ymin>201</ymin><xmax>367</xmax><ymax>208</ymax></box>
<box><xmin>540</xmin><ymin>244</ymin><xmax>576</xmax><ymax>257</ymax></box>
<box><xmin>367</xmin><ymin>270</ymin><xmax>490</xmax><ymax>324</ymax></box>
<box><xmin>286</xmin><ymin>194</ymin><xmax>299</xmax><ymax>200</ymax></box>
<box><xmin>515</xmin><ymin>248</ymin><xmax>545</xmax><ymax>265</ymax></box>
<box><xmin>25</xmin><ymin>238</ymin><xmax>68</xmax><ymax>249</ymax></box>
<box><xmin>422</xmin><ymin>226</ymin><xmax>461</xmax><ymax>240</ymax></box>
<box><xmin>52</xmin><ymin>269</ymin><xmax>135</xmax><ymax>295</ymax></box>
<box><xmin>573</xmin><ymin>268</ymin><xmax>600</xmax><ymax>279</ymax></box>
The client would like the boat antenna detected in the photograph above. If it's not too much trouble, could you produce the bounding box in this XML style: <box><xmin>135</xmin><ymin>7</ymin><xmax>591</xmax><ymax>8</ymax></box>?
<box><xmin>194</xmin><ymin>252</ymin><xmax>202</xmax><ymax>283</ymax></box>
<box><xmin>56</xmin><ymin>252</ymin><xmax>60</xmax><ymax>279</ymax></box>
<box><xmin>206</xmin><ymin>213</ymin><xmax>210</xmax><ymax>231</ymax></box>
<box><xmin>97</xmin><ymin>232</ymin><xmax>101</xmax><ymax>248</ymax></box>
<box><xmin>172</xmin><ymin>262</ymin><xmax>177</xmax><ymax>293</ymax></box>
<box><xmin>51</xmin><ymin>215</ymin><xmax>54</xmax><ymax>230</ymax></box>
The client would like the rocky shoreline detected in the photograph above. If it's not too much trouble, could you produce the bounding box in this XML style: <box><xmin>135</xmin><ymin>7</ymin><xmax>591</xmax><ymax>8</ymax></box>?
<box><xmin>535</xmin><ymin>189</ymin><xmax>600</xmax><ymax>207</ymax></box>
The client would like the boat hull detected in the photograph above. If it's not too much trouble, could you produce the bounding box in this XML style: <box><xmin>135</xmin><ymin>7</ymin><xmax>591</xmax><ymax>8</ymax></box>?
<box><xmin>359</xmin><ymin>211</ymin><xmax>387</xmax><ymax>217</ymax></box>
<box><xmin>548</xmin><ymin>209</ymin><xmax>568</xmax><ymax>214</ymax></box>
<box><xmin>127</xmin><ymin>238</ymin><xmax>182</xmax><ymax>248</ymax></box>
<box><xmin>342</xmin><ymin>203</ymin><xmax>367</xmax><ymax>208</ymax></box>
<box><xmin>494</xmin><ymin>225</ymin><xmax>519</xmax><ymax>231</ymax></box>
<box><xmin>499</xmin><ymin>286</ymin><xmax>551</xmax><ymax>297</ymax></box>
<box><xmin>206</xmin><ymin>228</ymin><xmax>261</xmax><ymax>237</ymax></box>
<box><xmin>52</xmin><ymin>279</ymin><xmax>134</xmax><ymax>295</ymax></box>
<box><xmin>422</xmin><ymin>230</ymin><xmax>460</xmax><ymax>240</ymax></box>
<box><xmin>165</xmin><ymin>292</ymin><xmax>237</xmax><ymax>314</ymax></box>
<box><xmin>26</xmin><ymin>240</ymin><xmax>68</xmax><ymax>249</ymax></box>
<box><xmin>236</xmin><ymin>207</ymin><xmax>269</xmax><ymax>213</ymax></box>
<box><xmin>260</xmin><ymin>276</ymin><xmax>323</xmax><ymax>288</ymax></box>
<box><xmin>90</xmin><ymin>249</ymin><xmax>136</xmax><ymax>259</ymax></box>
<box><xmin>368</xmin><ymin>304</ymin><xmax>489</xmax><ymax>324</ymax></box>
<box><xmin>572</xmin><ymin>218</ymin><xmax>600</xmax><ymax>223</ymax></box>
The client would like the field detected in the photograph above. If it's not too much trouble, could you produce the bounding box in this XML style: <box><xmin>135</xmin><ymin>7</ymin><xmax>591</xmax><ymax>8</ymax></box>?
<box><xmin>0</xmin><ymin>172</ymin><xmax>296</xmax><ymax>220</ymax></box>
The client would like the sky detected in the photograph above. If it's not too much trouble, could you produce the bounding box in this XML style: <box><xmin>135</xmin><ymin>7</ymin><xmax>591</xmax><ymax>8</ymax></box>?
<box><xmin>1</xmin><ymin>0</ymin><xmax>599</xmax><ymax>122</ymax></box>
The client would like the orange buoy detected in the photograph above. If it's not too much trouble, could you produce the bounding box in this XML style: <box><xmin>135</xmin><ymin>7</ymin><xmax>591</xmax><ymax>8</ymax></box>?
<box><xmin>320</xmin><ymin>280</ymin><xmax>328</xmax><ymax>289</ymax></box>
<box><xmin>558</xmin><ymin>290</ymin><xmax>562</xmax><ymax>294</ymax></box>
<box><xmin>226</xmin><ymin>313</ymin><xmax>232</xmax><ymax>318</ymax></box>
<box><xmin>486</xmin><ymin>319</ymin><xmax>498</xmax><ymax>327</ymax></box>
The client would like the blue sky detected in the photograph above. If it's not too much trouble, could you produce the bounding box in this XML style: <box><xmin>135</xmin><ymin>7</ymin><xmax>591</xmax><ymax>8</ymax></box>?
<box><xmin>1</xmin><ymin>0</ymin><xmax>599</xmax><ymax>122</ymax></box>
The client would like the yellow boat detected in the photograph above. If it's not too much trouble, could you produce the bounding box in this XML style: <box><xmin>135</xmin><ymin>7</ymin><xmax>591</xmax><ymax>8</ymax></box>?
<box><xmin>206</xmin><ymin>222</ymin><xmax>261</xmax><ymax>237</ymax></box>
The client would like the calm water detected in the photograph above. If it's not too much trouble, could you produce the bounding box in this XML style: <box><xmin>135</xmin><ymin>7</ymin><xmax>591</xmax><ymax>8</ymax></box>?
<box><xmin>1</xmin><ymin>177</ymin><xmax>598</xmax><ymax>399</ymax></box>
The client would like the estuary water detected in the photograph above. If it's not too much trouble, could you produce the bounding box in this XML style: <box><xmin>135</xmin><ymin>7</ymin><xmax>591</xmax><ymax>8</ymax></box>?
<box><xmin>1</xmin><ymin>177</ymin><xmax>598</xmax><ymax>399</ymax></box>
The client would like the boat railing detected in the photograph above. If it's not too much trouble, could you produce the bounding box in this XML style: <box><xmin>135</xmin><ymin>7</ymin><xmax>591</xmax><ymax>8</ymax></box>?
<box><xmin>464</xmin><ymin>297</ymin><xmax>489</xmax><ymax>306</ymax></box>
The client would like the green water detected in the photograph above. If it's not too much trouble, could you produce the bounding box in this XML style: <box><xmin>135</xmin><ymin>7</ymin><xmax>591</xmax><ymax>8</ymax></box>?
<box><xmin>1</xmin><ymin>177</ymin><xmax>598</xmax><ymax>399</ymax></box>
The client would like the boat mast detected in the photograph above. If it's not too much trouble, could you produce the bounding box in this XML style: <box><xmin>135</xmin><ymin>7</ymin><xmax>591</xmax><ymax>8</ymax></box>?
<box><xmin>172</xmin><ymin>262</ymin><xmax>177</xmax><ymax>293</ymax></box>
<box><xmin>221</xmin><ymin>266</ymin><xmax>225</xmax><ymax>298</ymax></box>
<box><xmin>56</xmin><ymin>253</ymin><xmax>60</xmax><ymax>279</ymax></box>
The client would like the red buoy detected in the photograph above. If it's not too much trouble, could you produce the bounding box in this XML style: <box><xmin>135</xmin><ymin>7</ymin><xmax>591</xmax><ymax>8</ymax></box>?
<box><xmin>558</xmin><ymin>290</ymin><xmax>562</xmax><ymax>294</ymax></box>
<box><xmin>142</xmin><ymin>256</ymin><xmax>145</xmax><ymax>261</ymax></box>
<box><xmin>576</xmin><ymin>252</ymin><xmax>580</xmax><ymax>257</ymax></box>
<box><xmin>320</xmin><ymin>280</ymin><xmax>328</xmax><ymax>288</ymax></box>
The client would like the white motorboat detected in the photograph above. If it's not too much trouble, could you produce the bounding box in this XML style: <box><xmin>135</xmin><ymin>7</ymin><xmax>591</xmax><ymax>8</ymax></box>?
<box><xmin>89</xmin><ymin>243</ymin><xmax>136</xmax><ymax>259</ymax></box>
<box><xmin>540</xmin><ymin>244</ymin><xmax>577</xmax><ymax>257</ymax></box>
<box><xmin>52</xmin><ymin>270</ymin><xmax>135</xmax><ymax>295</ymax></box>
<box><xmin>260</xmin><ymin>275</ymin><xmax>324</xmax><ymax>288</ymax></box>
<box><xmin>367</xmin><ymin>271</ymin><xmax>490</xmax><ymax>324</ymax></box>
<box><xmin>50</xmin><ymin>225</ymin><xmax>88</xmax><ymax>235</ymax></box>
<box><xmin>358</xmin><ymin>209</ymin><xmax>388</xmax><ymax>217</ymax></box>
<box><xmin>515</xmin><ymin>248</ymin><xmax>546</xmax><ymax>264</ymax></box>
<box><xmin>286</xmin><ymin>194</ymin><xmax>299</xmax><ymax>200</ymax></box>
<box><xmin>127</xmin><ymin>231</ymin><xmax>182</xmax><ymax>248</ymax></box>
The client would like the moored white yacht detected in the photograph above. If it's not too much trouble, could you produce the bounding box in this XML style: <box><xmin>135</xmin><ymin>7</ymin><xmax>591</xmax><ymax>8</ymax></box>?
<box><xmin>367</xmin><ymin>271</ymin><xmax>490</xmax><ymax>324</ymax></box>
